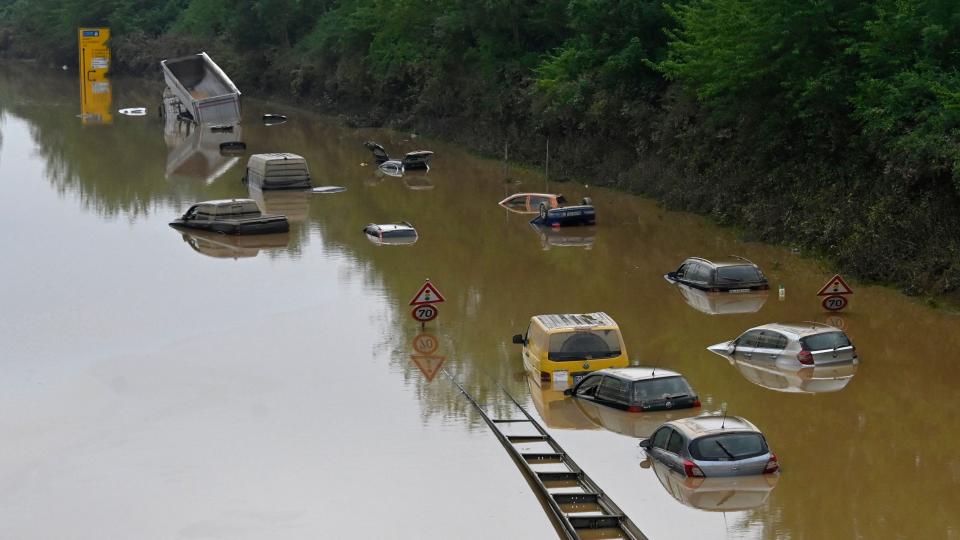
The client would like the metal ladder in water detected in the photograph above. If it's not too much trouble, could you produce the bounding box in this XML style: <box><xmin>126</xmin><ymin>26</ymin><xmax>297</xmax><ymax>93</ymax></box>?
<box><xmin>449</xmin><ymin>374</ymin><xmax>647</xmax><ymax>540</ymax></box>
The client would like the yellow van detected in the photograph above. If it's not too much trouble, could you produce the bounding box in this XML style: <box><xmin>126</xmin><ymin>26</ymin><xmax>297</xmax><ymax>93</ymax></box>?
<box><xmin>512</xmin><ymin>312</ymin><xmax>629</xmax><ymax>385</ymax></box>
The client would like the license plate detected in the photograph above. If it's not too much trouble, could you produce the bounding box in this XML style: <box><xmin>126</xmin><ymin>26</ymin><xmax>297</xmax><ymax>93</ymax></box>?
<box><xmin>729</xmin><ymin>288</ymin><xmax>749</xmax><ymax>293</ymax></box>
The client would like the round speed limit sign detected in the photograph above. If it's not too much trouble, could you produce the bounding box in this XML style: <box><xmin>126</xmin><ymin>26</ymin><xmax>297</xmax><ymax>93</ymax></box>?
<box><xmin>412</xmin><ymin>303</ymin><xmax>438</xmax><ymax>322</ymax></box>
<box><xmin>822</xmin><ymin>295</ymin><xmax>848</xmax><ymax>311</ymax></box>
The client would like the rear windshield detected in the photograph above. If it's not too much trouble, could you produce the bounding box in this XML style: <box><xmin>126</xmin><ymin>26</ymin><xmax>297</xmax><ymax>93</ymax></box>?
<box><xmin>716</xmin><ymin>265</ymin><xmax>764</xmax><ymax>283</ymax></box>
<box><xmin>633</xmin><ymin>377</ymin><xmax>694</xmax><ymax>402</ymax></box>
<box><xmin>690</xmin><ymin>433</ymin><xmax>768</xmax><ymax>461</ymax></box>
<box><xmin>801</xmin><ymin>331</ymin><xmax>852</xmax><ymax>351</ymax></box>
<box><xmin>382</xmin><ymin>229</ymin><xmax>417</xmax><ymax>238</ymax></box>
<box><xmin>548</xmin><ymin>330</ymin><xmax>621</xmax><ymax>361</ymax></box>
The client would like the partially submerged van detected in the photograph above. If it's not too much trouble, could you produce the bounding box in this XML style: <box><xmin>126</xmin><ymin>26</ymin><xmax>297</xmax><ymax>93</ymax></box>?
<box><xmin>169</xmin><ymin>199</ymin><xmax>289</xmax><ymax>235</ymax></box>
<box><xmin>243</xmin><ymin>153</ymin><xmax>311</xmax><ymax>190</ymax></box>
<box><xmin>513</xmin><ymin>312</ymin><xmax>629</xmax><ymax>385</ymax></box>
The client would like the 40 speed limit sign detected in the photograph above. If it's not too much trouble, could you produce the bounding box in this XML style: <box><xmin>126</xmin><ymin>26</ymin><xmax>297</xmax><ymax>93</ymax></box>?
<box><xmin>411</xmin><ymin>303</ymin><xmax>439</xmax><ymax>322</ymax></box>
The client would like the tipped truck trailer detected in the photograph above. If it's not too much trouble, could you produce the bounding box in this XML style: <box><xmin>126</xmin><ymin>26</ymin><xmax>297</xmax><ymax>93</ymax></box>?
<box><xmin>161</xmin><ymin>52</ymin><xmax>241</xmax><ymax>125</ymax></box>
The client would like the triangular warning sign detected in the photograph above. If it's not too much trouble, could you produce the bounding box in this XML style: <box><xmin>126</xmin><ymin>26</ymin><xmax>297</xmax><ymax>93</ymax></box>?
<box><xmin>410</xmin><ymin>355</ymin><xmax>446</xmax><ymax>382</ymax></box>
<box><xmin>409</xmin><ymin>280</ymin><xmax>446</xmax><ymax>305</ymax></box>
<box><xmin>817</xmin><ymin>274</ymin><xmax>854</xmax><ymax>296</ymax></box>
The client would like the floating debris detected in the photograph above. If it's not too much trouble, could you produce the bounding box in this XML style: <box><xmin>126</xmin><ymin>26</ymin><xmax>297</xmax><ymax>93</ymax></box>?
<box><xmin>219</xmin><ymin>141</ymin><xmax>246</xmax><ymax>155</ymax></box>
<box><xmin>311</xmin><ymin>186</ymin><xmax>347</xmax><ymax>194</ymax></box>
<box><xmin>262</xmin><ymin>113</ymin><xmax>288</xmax><ymax>125</ymax></box>
<box><xmin>210</xmin><ymin>124</ymin><xmax>234</xmax><ymax>132</ymax></box>
<box><xmin>118</xmin><ymin>107</ymin><xmax>147</xmax><ymax>116</ymax></box>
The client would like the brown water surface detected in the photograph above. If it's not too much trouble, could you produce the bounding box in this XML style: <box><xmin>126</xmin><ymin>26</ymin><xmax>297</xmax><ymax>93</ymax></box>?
<box><xmin>1</xmin><ymin>64</ymin><xmax>958</xmax><ymax>539</ymax></box>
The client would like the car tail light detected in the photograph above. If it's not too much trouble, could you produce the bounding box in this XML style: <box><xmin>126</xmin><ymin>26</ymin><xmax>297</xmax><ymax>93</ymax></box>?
<box><xmin>627</xmin><ymin>405</ymin><xmax>645</xmax><ymax>412</ymax></box>
<box><xmin>683</xmin><ymin>460</ymin><xmax>705</xmax><ymax>478</ymax></box>
<box><xmin>764</xmin><ymin>453</ymin><xmax>779</xmax><ymax>474</ymax></box>
<box><xmin>797</xmin><ymin>350</ymin><xmax>814</xmax><ymax>365</ymax></box>
<box><xmin>692</xmin><ymin>398</ymin><xmax>701</xmax><ymax>407</ymax></box>
<box><xmin>540</xmin><ymin>371</ymin><xmax>550</xmax><ymax>382</ymax></box>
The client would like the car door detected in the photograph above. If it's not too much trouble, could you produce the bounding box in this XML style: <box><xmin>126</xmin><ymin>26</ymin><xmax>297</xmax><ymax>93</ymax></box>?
<box><xmin>648</xmin><ymin>427</ymin><xmax>674</xmax><ymax>466</ymax></box>
<box><xmin>595</xmin><ymin>375</ymin><xmax>629</xmax><ymax>409</ymax></box>
<box><xmin>661</xmin><ymin>428</ymin><xmax>688</xmax><ymax>472</ymax></box>
<box><xmin>754</xmin><ymin>331</ymin><xmax>788</xmax><ymax>362</ymax></box>
<box><xmin>732</xmin><ymin>330</ymin><xmax>763</xmax><ymax>360</ymax></box>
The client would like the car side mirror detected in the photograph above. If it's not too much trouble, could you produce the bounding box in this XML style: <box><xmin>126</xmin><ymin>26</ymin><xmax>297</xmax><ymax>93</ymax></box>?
<box><xmin>512</xmin><ymin>334</ymin><xmax>525</xmax><ymax>345</ymax></box>
<box><xmin>638</xmin><ymin>439</ymin><xmax>651</xmax><ymax>449</ymax></box>
<box><xmin>563</xmin><ymin>388</ymin><xmax>573</xmax><ymax>396</ymax></box>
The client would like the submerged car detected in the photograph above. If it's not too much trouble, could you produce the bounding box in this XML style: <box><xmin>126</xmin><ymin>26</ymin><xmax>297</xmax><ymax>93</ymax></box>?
<box><xmin>499</xmin><ymin>193</ymin><xmax>567</xmax><ymax>214</ymax></box>
<box><xmin>363</xmin><ymin>222</ymin><xmax>419</xmax><ymax>245</ymax></box>
<box><xmin>563</xmin><ymin>368</ymin><xmax>701</xmax><ymax>413</ymax></box>
<box><xmin>639</xmin><ymin>415</ymin><xmax>779</xmax><ymax>477</ymax></box>
<box><xmin>530</xmin><ymin>197</ymin><xmax>596</xmax><ymax>227</ymax></box>
<box><xmin>513</xmin><ymin>312</ymin><xmax>629</xmax><ymax>385</ymax></box>
<box><xmin>170</xmin><ymin>199</ymin><xmax>289</xmax><ymax>235</ymax></box>
<box><xmin>363</xmin><ymin>141</ymin><xmax>433</xmax><ymax>170</ymax></box>
<box><xmin>242</xmin><ymin>153</ymin><xmax>311</xmax><ymax>190</ymax></box>
<box><xmin>665</xmin><ymin>257</ymin><xmax>769</xmax><ymax>292</ymax></box>
<box><xmin>707</xmin><ymin>322</ymin><xmax>857</xmax><ymax>368</ymax></box>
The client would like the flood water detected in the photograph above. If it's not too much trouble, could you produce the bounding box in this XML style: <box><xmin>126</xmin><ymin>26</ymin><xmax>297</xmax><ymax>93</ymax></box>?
<box><xmin>1</xmin><ymin>63</ymin><xmax>959</xmax><ymax>539</ymax></box>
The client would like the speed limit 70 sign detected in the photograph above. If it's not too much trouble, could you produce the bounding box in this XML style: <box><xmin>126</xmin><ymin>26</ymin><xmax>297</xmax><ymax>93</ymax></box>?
<box><xmin>822</xmin><ymin>295</ymin><xmax>848</xmax><ymax>311</ymax></box>
<box><xmin>412</xmin><ymin>303</ymin><xmax>438</xmax><ymax>322</ymax></box>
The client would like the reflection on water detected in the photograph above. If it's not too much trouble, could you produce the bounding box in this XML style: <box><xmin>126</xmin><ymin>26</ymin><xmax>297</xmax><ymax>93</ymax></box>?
<box><xmin>2</xmin><ymin>62</ymin><xmax>960</xmax><ymax>539</ymax></box>
<box><xmin>575</xmin><ymin>399</ymin><xmax>701</xmax><ymax>439</ymax></box>
<box><xmin>178</xmin><ymin>230</ymin><xmax>290</xmax><ymax>259</ymax></box>
<box><xmin>724</xmin><ymin>356</ymin><xmax>858</xmax><ymax>394</ymax></box>
<box><xmin>647</xmin><ymin>458</ymin><xmax>779</xmax><ymax>512</ymax></box>
<box><xmin>164</xmin><ymin>118</ymin><xmax>243</xmax><ymax>183</ymax></box>
<box><xmin>247</xmin><ymin>184</ymin><xmax>311</xmax><ymax>222</ymax></box>
<box><xmin>529</xmin><ymin>223</ymin><xmax>596</xmax><ymax>250</ymax></box>
<box><xmin>675</xmin><ymin>283</ymin><xmax>768</xmax><ymax>315</ymax></box>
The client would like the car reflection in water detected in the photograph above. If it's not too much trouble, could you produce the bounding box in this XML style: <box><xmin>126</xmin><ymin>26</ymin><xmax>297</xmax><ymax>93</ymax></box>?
<box><xmin>403</xmin><ymin>171</ymin><xmax>434</xmax><ymax>191</ymax></box>
<box><xmin>574</xmin><ymin>399</ymin><xmax>701</xmax><ymax>439</ymax></box>
<box><xmin>178</xmin><ymin>229</ymin><xmax>290</xmax><ymax>259</ymax></box>
<box><xmin>525</xmin><ymin>375</ymin><xmax>598</xmax><ymax>431</ymax></box>
<box><xmin>248</xmin><ymin>184</ymin><xmax>310</xmax><ymax>223</ymax></box>
<box><xmin>163</xmin><ymin>100</ymin><xmax>243</xmax><ymax>184</ymax></box>
<box><xmin>675</xmin><ymin>283</ymin><xmax>768</xmax><ymax>315</ymax></box>
<box><xmin>529</xmin><ymin>223</ymin><xmax>596</xmax><ymax>251</ymax></box>
<box><xmin>725</xmin><ymin>354</ymin><xmax>858</xmax><ymax>394</ymax></box>
<box><xmin>645</xmin><ymin>458</ymin><xmax>779</xmax><ymax>512</ymax></box>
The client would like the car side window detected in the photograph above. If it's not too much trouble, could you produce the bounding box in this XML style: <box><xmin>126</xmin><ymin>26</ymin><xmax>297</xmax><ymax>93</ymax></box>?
<box><xmin>665</xmin><ymin>430</ymin><xmax>685</xmax><ymax>455</ymax></box>
<box><xmin>758</xmin><ymin>331</ymin><xmax>788</xmax><ymax>349</ymax></box>
<box><xmin>597</xmin><ymin>376</ymin><xmax>629</xmax><ymax>404</ymax></box>
<box><xmin>530</xmin><ymin>196</ymin><xmax>551</xmax><ymax>208</ymax></box>
<box><xmin>736</xmin><ymin>330</ymin><xmax>762</xmax><ymax>348</ymax></box>
<box><xmin>675</xmin><ymin>264</ymin><xmax>687</xmax><ymax>278</ymax></box>
<box><xmin>574</xmin><ymin>375</ymin><xmax>602</xmax><ymax>398</ymax></box>
<box><xmin>651</xmin><ymin>427</ymin><xmax>671</xmax><ymax>449</ymax></box>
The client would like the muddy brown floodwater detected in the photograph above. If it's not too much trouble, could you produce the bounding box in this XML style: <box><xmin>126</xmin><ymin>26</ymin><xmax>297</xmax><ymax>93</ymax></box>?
<box><xmin>1</xmin><ymin>63</ymin><xmax>958</xmax><ymax>539</ymax></box>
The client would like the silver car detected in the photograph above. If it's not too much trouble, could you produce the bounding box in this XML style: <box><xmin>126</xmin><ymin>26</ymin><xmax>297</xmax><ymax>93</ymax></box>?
<box><xmin>639</xmin><ymin>415</ymin><xmax>779</xmax><ymax>477</ymax></box>
<box><xmin>707</xmin><ymin>322</ymin><xmax>858</xmax><ymax>368</ymax></box>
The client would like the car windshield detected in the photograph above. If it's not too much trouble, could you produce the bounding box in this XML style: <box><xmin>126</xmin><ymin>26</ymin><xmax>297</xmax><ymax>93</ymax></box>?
<box><xmin>801</xmin><ymin>331</ymin><xmax>852</xmax><ymax>351</ymax></box>
<box><xmin>633</xmin><ymin>377</ymin><xmax>694</xmax><ymax>402</ymax></box>
<box><xmin>717</xmin><ymin>265</ymin><xmax>763</xmax><ymax>283</ymax></box>
<box><xmin>547</xmin><ymin>330</ymin><xmax>621</xmax><ymax>360</ymax></box>
<box><xmin>690</xmin><ymin>433</ymin><xmax>768</xmax><ymax>461</ymax></box>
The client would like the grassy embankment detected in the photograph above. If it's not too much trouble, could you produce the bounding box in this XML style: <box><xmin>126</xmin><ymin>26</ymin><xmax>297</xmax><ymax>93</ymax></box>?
<box><xmin>2</xmin><ymin>0</ymin><xmax>958</xmax><ymax>306</ymax></box>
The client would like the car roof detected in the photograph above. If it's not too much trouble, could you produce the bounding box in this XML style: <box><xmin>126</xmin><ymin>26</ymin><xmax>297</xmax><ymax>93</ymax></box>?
<box><xmin>751</xmin><ymin>322</ymin><xmax>842</xmax><ymax>338</ymax></box>
<box><xmin>533</xmin><ymin>312</ymin><xmax>618</xmax><ymax>330</ymax></box>
<box><xmin>595</xmin><ymin>367</ymin><xmax>683</xmax><ymax>381</ymax></box>
<box><xmin>668</xmin><ymin>415</ymin><xmax>760</xmax><ymax>438</ymax></box>
<box><xmin>196</xmin><ymin>198</ymin><xmax>256</xmax><ymax>206</ymax></box>
<box><xmin>365</xmin><ymin>222</ymin><xmax>415</xmax><ymax>232</ymax></box>
<box><xmin>684</xmin><ymin>256</ymin><xmax>758</xmax><ymax>268</ymax></box>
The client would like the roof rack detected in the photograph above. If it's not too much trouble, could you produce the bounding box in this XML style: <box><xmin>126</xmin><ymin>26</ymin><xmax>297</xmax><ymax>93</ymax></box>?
<box><xmin>728</xmin><ymin>255</ymin><xmax>755</xmax><ymax>264</ymax></box>
<box><xmin>801</xmin><ymin>321</ymin><xmax>834</xmax><ymax>329</ymax></box>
